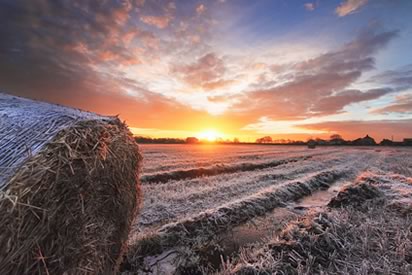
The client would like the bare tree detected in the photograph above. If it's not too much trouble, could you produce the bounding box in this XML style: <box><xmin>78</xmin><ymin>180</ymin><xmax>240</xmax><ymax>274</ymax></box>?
<box><xmin>256</xmin><ymin>136</ymin><xmax>273</xmax><ymax>143</ymax></box>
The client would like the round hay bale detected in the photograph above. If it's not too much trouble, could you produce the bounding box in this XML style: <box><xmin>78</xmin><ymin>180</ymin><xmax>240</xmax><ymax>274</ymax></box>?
<box><xmin>0</xmin><ymin>93</ymin><xmax>142</xmax><ymax>274</ymax></box>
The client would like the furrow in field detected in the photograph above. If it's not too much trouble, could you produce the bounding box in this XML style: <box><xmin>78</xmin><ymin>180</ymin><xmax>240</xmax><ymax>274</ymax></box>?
<box><xmin>330</xmin><ymin>169</ymin><xmax>412</xmax><ymax>208</ymax></box>
<box><xmin>374</xmin><ymin>149</ymin><xmax>412</xmax><ymax>177</ymax></box>
<box><xmin>142</xmin><ymin>147</ymin><xmax>317</xmax><ymax>174</ymax></box>
<box><xmin>138</xmin><ymin>152</ymin><xmax>355</xmax><ymax>229</ymax></box>
<box><xmin>127</xmin><ymin>168</ymin><xmax>348</xmax><ymax>263</ymax></box>
<box><xmin>142</xmin><ymin>149</ymin><xmax>342</xmax><ymax>175</ymax></box>
<box><xmin>225</xmin><ymin>176</ymin><xmax>412</xmax><ymax>275</ymax></box>
<box><xmin>141</xmin><ymin>155</ymin><xmax>315</xmax><ymax>184</ymax></box>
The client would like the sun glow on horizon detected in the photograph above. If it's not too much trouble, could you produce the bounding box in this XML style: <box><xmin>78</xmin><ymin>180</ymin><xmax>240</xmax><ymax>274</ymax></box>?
<box><xmin>198</xmin><ymin>129</ymin><xmax>224</xmax><ymax>142</ymax></box>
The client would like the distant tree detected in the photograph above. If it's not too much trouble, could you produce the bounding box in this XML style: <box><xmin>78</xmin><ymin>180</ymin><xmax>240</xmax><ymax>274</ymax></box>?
<box><xmin>216</xmin><ymin>137</ymin><xmax>224</xmax><ymax>143</ymax></box>
<box><xmin>233</xmin><ymin>137</ymin><xmax>240</xmax><ymax>143</ymax></box>
<box><xmin>186</xmin><ymin>137</ymin><xmax>199</xmax><ymax>144</ymax></box>
<box><xmin>330</xmin><ymin>134</ymin><xmax>343</xmax><ymax>140</ymax></box>
<box><xmin>135</xmin><ymin>136</ymin><xmax>186</xmax><ymax>144</ymax></box>
<box><xmin>256</xmin><ymin>136</ymin><xmax>273</xmax><ymax>143</ymax></box>
<box><xmin>380</xmin><ymin>139</ymin><xmax>394</xmax><ymax>146</ymax></box>
<box><xmin>329</xmin><ymin>134</ymin><xmax>346</xmax><ymax>145</ymax></box>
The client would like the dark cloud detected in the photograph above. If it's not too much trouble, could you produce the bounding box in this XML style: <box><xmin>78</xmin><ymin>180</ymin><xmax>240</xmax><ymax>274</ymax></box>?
<box><xmin>0</xmin><ymin>0</ymin><xmax>154</xmax><ymax>90</ymax></box>
<box><xmin>233</xmin><ymin>26</ymin><xmax>398</xmax><ymax>120</ymax></box>
<box><xmin>0</xmin><ymin>0</ymin><xmax>215</xmax><ymax>130</ymax></box>
<box><xmin>312</xmin><ymin>88</ymin><xmax>393</xmax><ymax>116</ymax></box>
<box><xmin>368</xmin><ymin>64</ymin><xmax>412</xmax><ymax>90</ymax></box>
<box><xmin>0</xmin><ymin>0</ymin><xmax>144</xmax><ymax>64</ymax></box>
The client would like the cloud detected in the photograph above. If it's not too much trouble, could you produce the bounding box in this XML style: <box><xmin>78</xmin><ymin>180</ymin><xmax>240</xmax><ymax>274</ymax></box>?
<box><xmin>171</xmin><ymin>53</ymin><xmax>233</xmax><ymax>91</ymax></box>
<box><xmin>138</xmin><ymin>0</ymin><xmax>176</xmax><ymax>28</ymax></box>
<box><xmin>372</xmin><ymin>94</ymin><xmax>412</xmax><ymax>114</ymax></box>
<box><xmin>312</xmin><ymin>88</ymin><xmax>393</xmax><ymax>116</ymax></box>
<box><xmin>231</xmin><ymin>26</ymin><xmax>398</xmax><ymax>120</ymax></box>
<box><xmin>140</xmin><ymin>15</ymin><xmax>172</xmax><ymax>29</ymax></box>
<box><xmin>0</xmin><ymin>58</ymin><xmax>214</xmax><ymax>131</ymax></box>
<box><xmin>300</xmin><ymin>119</ymin><xmax>412</xmax><ymax>141</ymax></box>
<box><xmin>304</xmin><ymin>3</ymin><xmax>316</xmax><ymax>11</ymax></box>
<box><xmin>0</xmin><ymin>0</ymin><xmax>195</xmax><ymax>129</ymax></box>
<box><xmin>0</xmin><ymin>0</ymin><xmax>160</xmax><ymax>68</ymax></box>
<box><xmin>242</xmin><ymin>117</ymin><xmax>327</xmax><ymax>135</ymax></box>
<box><xmin>336</xmin><ymin>0</ymin><xmax>368</xmax><ymax>17</ymax></box>
<box><xmin>368</xmin><ymin>64</ymin><xmax>412</xmax><ymax>90</ymax></box>
<box><xmin>0</xmin><ymin>0</ymin><xmax>408</xmax><ymax>140</ymax></box>
<box><xmin>196</xmin><ymin>4</ymin><xmax>206</xmax><ymax>15</ymax></box>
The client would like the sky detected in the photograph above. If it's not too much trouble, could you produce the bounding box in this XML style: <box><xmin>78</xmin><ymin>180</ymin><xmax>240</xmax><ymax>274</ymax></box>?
<box><xmin>1</xmin><ymin>0</ymin><xmax>412</xmax><ymax>142</ymax></box>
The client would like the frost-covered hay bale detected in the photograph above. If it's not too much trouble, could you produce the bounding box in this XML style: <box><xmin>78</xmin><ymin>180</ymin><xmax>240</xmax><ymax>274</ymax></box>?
<box><xmin>0</xmin><ymin>93</ymin><xmax>142</xmax><ymax>274</ymax></box>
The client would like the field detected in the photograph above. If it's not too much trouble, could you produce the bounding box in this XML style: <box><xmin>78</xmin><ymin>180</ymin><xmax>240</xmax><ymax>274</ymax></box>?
<box><xmin>122</xmin><ymin>145</ymin><xmax>412</xmax><ymax>274</ymax></box>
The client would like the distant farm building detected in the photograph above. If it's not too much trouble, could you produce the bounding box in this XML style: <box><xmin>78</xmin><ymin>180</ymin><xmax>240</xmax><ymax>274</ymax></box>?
<box><xmin>404</xmin><ymin>138</ymin><xmax>412</xmax><ymax>146</ymax></box>
<box><xmin>352</xmin><ymin>135</ymin><xmax>376</xmax><ymax>146</ymax></box>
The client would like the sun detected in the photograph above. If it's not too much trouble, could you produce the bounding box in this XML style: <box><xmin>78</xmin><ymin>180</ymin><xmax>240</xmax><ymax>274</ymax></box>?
<box><xmin>198</xmin><ymin>130</ymin><xmax>222</xmax><ymax>142</ymax></box>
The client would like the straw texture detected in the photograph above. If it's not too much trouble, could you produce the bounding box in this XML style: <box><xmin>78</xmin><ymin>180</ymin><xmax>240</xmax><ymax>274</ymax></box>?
<box><xmin>0</xmin><ymin>93</ymin><xmax>142</xmax><ymax>274</ymax></box>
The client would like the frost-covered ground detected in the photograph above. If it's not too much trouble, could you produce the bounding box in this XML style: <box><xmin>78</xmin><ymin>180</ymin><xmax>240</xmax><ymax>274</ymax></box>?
<box><xmin>124</xmin><ymin>145</ymin><xmax>412</xmax><ymax>274</ymax></box>
<box><xmin>133</xmin><ymin>145</ymin><xmax>411</xmax><ymax>233</ymax></box>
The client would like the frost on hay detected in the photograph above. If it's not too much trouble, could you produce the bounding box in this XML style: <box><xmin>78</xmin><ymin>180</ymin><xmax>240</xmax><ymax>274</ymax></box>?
<box><xmin>0</xmin><ymin>93</ymin><xmax>142</xmax><ymax>274</ymax></box>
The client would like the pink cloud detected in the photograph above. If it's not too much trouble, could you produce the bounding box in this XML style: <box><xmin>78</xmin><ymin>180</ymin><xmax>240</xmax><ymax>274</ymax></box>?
<box><xmin>336</xmin><ymin>0</ymin><xmax>368</xmax><ymax>17</ymax></box>
<box><xmin>171</xmin><ymin>53</ymin><xmax>233</xmax><ymax>90</ymax></box>
<box><xmin>196</xmin><ymin>4</ymin><xmax>206</xmax><ymax>15</ymax></box>
<box><xmin>230</xmin><ymin>27</ymin><xmax>398</xmax><ymax>120</ymax></box>
<box><xmin>140</xmin><ymin>15</ymin><xmax>172</xmax><ymax>29</ymax></box>
<box><xmin>372</xmin><ymin>94</ymin><xmax>412</xmax><ymax>114</ymax></box>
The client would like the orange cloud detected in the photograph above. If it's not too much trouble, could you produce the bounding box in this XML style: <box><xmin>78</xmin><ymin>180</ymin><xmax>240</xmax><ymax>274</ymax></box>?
<box><xmin>336</xmin><ymin>0</ymin><xmax>368</xmax><ymax>17</ymax></box>
<box><xmin>99</xmin><ymin>50</ymin><xmax>116</xmax><ymax>62</ymax></box>
<box><xmin>202</xmin><ymin>79</ymin><xmax>235</xmax><ymax>90</ymax></box>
